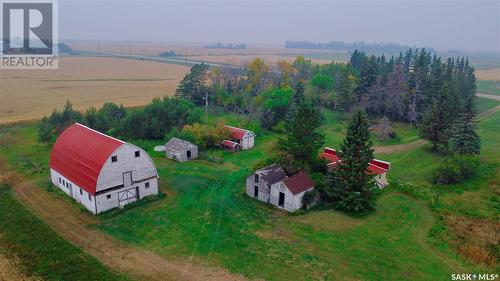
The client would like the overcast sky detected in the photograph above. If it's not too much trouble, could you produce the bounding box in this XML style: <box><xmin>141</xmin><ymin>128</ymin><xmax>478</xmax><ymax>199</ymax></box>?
<box><xmin>60</xmin><ymin>0</ymin><xmax>500</xmax><ymax>52</ymax></box>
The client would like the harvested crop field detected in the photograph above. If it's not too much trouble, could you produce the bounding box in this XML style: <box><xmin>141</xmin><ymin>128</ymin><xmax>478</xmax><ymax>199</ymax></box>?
<box><xmin>475</xmin><ymin>68</ymin><xmax>500</xmax><ymax>81</ymax></box>
<box><xmin>0</xmin><ymin>57</ymin><xmax>189</xmax><ymax>124</ymax></box>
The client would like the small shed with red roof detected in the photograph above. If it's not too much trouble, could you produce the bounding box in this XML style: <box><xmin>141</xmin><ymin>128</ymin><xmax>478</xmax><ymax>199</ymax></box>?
<box><xmin>271</xmin><ymin>171</ymin><xmax>315</xmax><ymax>212</ymax></box>
<box><xmin>320</xmin><ymin>147</ymin><xmax>391</xmax><ymax>188</ymax></box>
<box><xmin>49</xmin><ymin>123</ymin><xmax>159</xmax><ymax>214</ymax></box>
<box><xmin>224</xmin><ymin>125</ymin><xmax>255</xmax><ymax>150</ymax></box>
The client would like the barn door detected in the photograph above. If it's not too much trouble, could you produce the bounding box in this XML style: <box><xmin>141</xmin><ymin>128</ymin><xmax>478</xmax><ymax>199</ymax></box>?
<box><xmin>118</xmin><ymin>187</ymin><xmax>138</xmax><ymax>206</ymax></box>
<box><xmin>187</xmin><ymin>150</ymin><xmax>192</xmax><ymax>159</ymax></box>
<box><xmin>123</xmin><ymin>171</ymin><xmax>132</xmax><ymax>187</ymax></box>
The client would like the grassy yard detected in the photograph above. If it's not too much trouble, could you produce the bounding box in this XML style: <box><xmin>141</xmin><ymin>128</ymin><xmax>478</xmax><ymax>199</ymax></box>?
<box><xmin>0</xmin><ymin>109</ymin><xmax>497</xmax><ymax>280</ymax></box>
<box><xmin>477</xmin><ymin>80</ymin><xmax>500</xmax><ymax>96</ymax></box>
<box><xmin>0</xmin><ymin>183</ymin><xmax>128</xmax><ymax>281</ymax></box>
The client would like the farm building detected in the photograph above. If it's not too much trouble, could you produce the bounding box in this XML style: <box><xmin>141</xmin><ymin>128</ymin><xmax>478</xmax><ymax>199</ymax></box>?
<box><xmin>321</xmin><ymin>147</ymin><xmax>391</xmax><ymax>188</ymax></box>
<box><xmin>221</xmin><ymin>139</ymin><xmax>241</xmax><ymax>152</ymax></box>
<box><xmin>247</xmin><ymin>165</ymin><xmax>315</xmax><ymax>212</ymax></box>
<box><xmin>224</xmin><ymin>125</ymin><xmax>255</xmax><ymax>150</ymax></box>
<box><xmin>271</xmin><ymin>172</ymin><xmax>315</xmax><ymax>212</ymax></box>
<box><xmin>49</xmin><ymin>123</ymin><xmax>159</xmax><ymax>214</ymax></box>
<box><xmin>165</xmin><ymin>137</ymin><xmax>198</xmax><ymax>162</ymax></box>
<box><xmin>246</xmin><ymin>164</ymin><xmax>287</xmax><ymax>202</ymax></box>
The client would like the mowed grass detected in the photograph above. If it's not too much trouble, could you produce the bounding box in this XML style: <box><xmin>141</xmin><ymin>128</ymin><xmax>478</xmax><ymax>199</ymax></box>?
<box><xmin>477</xmin><ymin>80</ymin><xmax>500</xmax><ymax>96</ymax></box>
<box><xmin>1</xmin><ymin>109</ymin><xmax>497</xmax><ymax>280</ymax></box>
<box><xmin>97</xmin><ymin>137</ymin><xmax>463</xmax><ymax>280</ymax></box>
<box><xmin>0</xmin><ymin>184</ymin><xmax>128</xmax><ymax>281</ymax></box>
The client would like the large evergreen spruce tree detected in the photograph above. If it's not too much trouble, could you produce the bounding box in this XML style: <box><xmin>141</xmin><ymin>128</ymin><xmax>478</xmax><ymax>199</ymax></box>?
<box><xmin>278</xmin><ymin>82</ymin><xmax>324</xmax><ymax>173</ymax></box>
<box><xmin>323</xmin><ymin>110</ymin><xmax>375</xmax><ymax>213</ymax></box>
<box><xmin>449</xmin><ymin>95</ymin><xmax>481</xmax><ymax>155</ymax></box>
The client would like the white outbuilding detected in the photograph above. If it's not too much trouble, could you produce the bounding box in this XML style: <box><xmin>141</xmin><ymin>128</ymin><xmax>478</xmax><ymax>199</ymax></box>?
<box><xmin>49</xmin><ymin>123</ymin><xmax>159</xmax><ymax>214</ymax></box>
<box><xmin>224</xmin><ymin>125</ymin><xmax>255</xmax><ymax>150</ymax></box>
<box><xmin>247</xmin><ymin>165</ymin><xmax>315</xmax><ymax>212</ymax></box>
<box><xmin>165</xmin><ymin>137</ymin><xmax>198</xmax><ymax>162</ymax></box>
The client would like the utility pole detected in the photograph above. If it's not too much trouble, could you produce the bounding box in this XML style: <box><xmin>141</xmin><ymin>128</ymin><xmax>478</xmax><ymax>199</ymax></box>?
<box><xmin>205</xmin><ymin>91</ymin><xmax>208</xmax><ymax>122</ymax></box>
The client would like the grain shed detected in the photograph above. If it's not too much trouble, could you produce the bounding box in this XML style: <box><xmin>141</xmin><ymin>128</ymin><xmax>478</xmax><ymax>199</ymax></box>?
<box><xmin>165</xmin><ymin>137</ymin><xmax>198</xmax><ymax>162</ymax></box>
<box><xmin>49</xmin><ymin>123</ymin><xmax>159</xmax><ymax>214</ymax></box>
<box><xmin>246</xmin><ymin>164</ymin><xmax>287</xmax><ymax>202</ymax></box>
<box><xmin>224</xmin><ymin>125</ymin><xmax>255</xmax><ymax>150</ymax></box>
<box><xmin>270</xmin><ymin>172</ymin><xmax>315</xmax><ymax>212</ymax></box>
<box><xmin>321</xmin><ymin>147</ymin><xmax>391</xmax><ymax>188</ymax></box>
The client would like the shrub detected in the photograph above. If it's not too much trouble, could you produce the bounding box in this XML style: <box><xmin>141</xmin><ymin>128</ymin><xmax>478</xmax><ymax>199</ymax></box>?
<box><xmin>302</xmin><ymin>189</ymin><xmax>319</xmax><ymax>209</ymax></box>
<box><xmin>433</xmin><ymin>155</ymin><xmax>480</xmax><ymax>185</ymax></box>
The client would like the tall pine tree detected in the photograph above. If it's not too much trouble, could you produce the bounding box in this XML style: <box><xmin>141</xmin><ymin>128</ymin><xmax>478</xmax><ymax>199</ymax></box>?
<box><xmin>449</xmin><ymin>95</ymin><xmax>480</xmax><ymax>155</ymax></box>
<box><xmin>322</xmin><ymin>110</ymin><xmax>375</xmax><ymax>213</ymax></box>
<box><xmin>278</xmin><ymin>82</ymin><xmax>324</xmax><ymax>173</ymax></box>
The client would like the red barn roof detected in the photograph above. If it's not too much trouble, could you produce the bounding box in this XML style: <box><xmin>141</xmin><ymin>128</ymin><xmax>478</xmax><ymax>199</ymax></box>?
<box><xmin>221</xmin><ymin>140</ymin><xmax>240</xmax><ymax>148</ymax></box>
<box><xmin>224</xmin><ymin>125</ymin><xmax>253</xmax><ymax>140</ymax></box>
<box><xmin>282</xmin><ymin>172</ymin><xmax>315</xmax><ymax>195</ymax></box>
<box><xmin>321</xmin><ymin>147</ymin><xmax>390</xmax><ymax>176</ymax></box>
<box><xmin>49</xmin><ymin>123</ymin><xmax>124</xmax><ymax>195</ymax></box>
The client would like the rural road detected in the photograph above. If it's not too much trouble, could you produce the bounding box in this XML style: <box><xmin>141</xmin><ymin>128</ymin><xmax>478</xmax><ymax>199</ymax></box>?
<box><xmin>0</xmin><ymin>161</ymin><xmax>245</xmax><ymax>281</ymax></box>
<box><xmin>477</xmin><ymin>93</ymin><xmax>500</xmax><ymax>101</ymax></box>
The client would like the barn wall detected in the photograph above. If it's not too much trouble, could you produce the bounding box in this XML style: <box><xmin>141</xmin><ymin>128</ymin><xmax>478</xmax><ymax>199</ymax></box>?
<box><xmin>97</xmin><ymin>143</ymin><xmax>158</xmax><ymax>193</ymax></box>
<box><xmin>50</xmin><ymin>168</ymin><xmax>97</xmax><ymax>214</ymax></box>
<box><xmin>269</xmin><ymin>183</ymin><xmax>312</xmax><ymax>212</ymax></box>
<box><xmin>245</xmin><ymin>173</ymin><xmax>272</xmax><ymax>202</ymax></box>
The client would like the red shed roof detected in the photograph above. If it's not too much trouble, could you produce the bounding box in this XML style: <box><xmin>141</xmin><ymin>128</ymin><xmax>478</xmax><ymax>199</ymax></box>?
<box><xmin>224</xmin><ymin>125</ymin><xmax>253</xmax><ymax>140</ymax></box>
<box><xmin>221</xmin><ymin>140</ymin><xmax>240</xmax><ymax>148</ymax></box>
<box><xmin>282</xmin><ymin>172</ymin><xmax>315</xmax><ymax>195</ymax></box>
<box><xmin>321</xmin><ymin>147</ymin><xmax>390</xmax><ymax>176</ymax></box>
<box><xmin>49</xmin><ymin>123</ymin><xmax>124</xmax><ymax>195</ymax></box>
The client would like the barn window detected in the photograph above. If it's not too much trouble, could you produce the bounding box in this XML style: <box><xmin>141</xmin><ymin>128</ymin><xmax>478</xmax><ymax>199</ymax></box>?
<box><xmin>58</xmin><ymin>177</ymin><xmax>61</xmax><ymax>183</ymax></box>
<box><xmin>80</xmin><ymin>189</ymin><xmax>83</xmax><ymax>195</ymax></box>
<box><xmin>111</xmin><ymin>156</ymin><xmax>118</xmax><ymax>163</ymax></box>
<box><xmin>145</xmin><ymin>182</ymin><xmax>150</xmax><ymax>189</ymax></box>
<box><xmin>88</xmin><ymin>194</ymin><xmax>92</xmax><ymax>201</ymax></box>
<box><xmin>106</xmin><ymin>194</ymin><xmax>111</xmax><ymax>200</ymax></box>
<box><xmin>135</xmin><ymin>151</ymin><xmax>140</xmax><ymax>157</ymax></box>
<box><xmin>254</xmin><ymin>174</ymin><xmax>259</xmax><ymax>183</ymax></box>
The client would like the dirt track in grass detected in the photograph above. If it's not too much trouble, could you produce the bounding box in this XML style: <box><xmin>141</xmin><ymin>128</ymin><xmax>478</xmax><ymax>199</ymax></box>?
<box><xmin>0</xmin><ymin>161</ymin><xmax>246</xmax><ymax>281</ymax></box>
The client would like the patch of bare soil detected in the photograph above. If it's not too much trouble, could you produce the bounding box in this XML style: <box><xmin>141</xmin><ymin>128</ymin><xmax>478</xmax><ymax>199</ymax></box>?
<box><xmin>0</xmin><ymin>252</ymin><xmax>41</xmax><ymax>281</ymax></box>
<box><xmin>0</xmin><ymin>161</ymin><xmax>246</xmax><ymax>281</ymax></box>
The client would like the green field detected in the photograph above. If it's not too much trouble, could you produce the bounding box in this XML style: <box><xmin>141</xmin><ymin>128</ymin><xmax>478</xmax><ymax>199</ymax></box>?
<box><xmin>477</xmin><ymin>80</ymin><xmax>500</xmax><ymax>96</ymax></box>
<box><xmin>0</xmin><ymin>108</ymin><xmax>497</xmax><ymax>280</ymax></box>
<box><xmin>0</xmin><ymin>184</ymin><xmax>128</xmax><ymax>281</ymax></box>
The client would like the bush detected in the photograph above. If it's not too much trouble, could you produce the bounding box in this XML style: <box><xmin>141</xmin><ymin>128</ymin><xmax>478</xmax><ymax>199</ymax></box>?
<box><xmin>433</xmin><ymin>155</ymin><xmax>480</xmax><ymax>185</ymax></box>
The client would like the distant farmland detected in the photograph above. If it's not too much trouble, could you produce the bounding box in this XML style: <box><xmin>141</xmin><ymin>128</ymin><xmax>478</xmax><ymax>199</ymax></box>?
<box><xmin>0</xmin><ymin>57</ymin><xmax>189</xmax><ymax>124</ymax></box>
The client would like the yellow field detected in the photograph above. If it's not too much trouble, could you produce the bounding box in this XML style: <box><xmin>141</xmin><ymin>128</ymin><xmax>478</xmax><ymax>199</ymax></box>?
<box><xmin>68</xmin><ymin>40</ymin><xmax>339</xmax><ymax>65</ymax></box>
<box><xmin>475</xmin><ymin>68</ymin><xmax>500</xmax><ymax>81</ymax></box>
<box><xmin>0</xmin><ymin>57</ymin><xmax>189</xmax><ymax>124</ymax></box>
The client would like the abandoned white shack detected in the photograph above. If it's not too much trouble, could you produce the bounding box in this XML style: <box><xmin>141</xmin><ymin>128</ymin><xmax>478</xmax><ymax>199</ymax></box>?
<box><xmin>49</xmin><ymin>123</ymin><xmax>159</xmax><ymax>215</ymax></box>
<box><xmin>165</xmin><ymin>137</ymin><xmax>198</xmax><ymax>162</ymax></box>
<box><xmin>247</xmin><ymin>165</ymin><xmax>315</xmax><ymax>212</ymax></box>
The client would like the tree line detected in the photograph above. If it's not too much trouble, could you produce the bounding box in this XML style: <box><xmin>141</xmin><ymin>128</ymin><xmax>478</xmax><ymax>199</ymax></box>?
<box><xmin>284</xmin><ymin>40</ymin><xmax>434</xmax><ymax>54</ymax></box>
<box><xmin>38</xmin><ymin>98</ymin><xmax>202</xmax><ymax>143</ymax></box>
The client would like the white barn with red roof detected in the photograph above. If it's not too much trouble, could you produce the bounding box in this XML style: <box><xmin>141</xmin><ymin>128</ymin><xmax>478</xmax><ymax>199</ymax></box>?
<box><xmin>224</xmin><ymin>125</ymin><xmax>255</xmax><ymax>150</ymax></box>
<box><xmin>270</xmin><ymin>171</ymin><xmax>315</xmax><ymax>212</ymax></box>
<box><xmin>49</xmin><ymin>123</ymin><xmax>159</xmax><ymax>214</ymax></box>
<box><xmin>321</xmin><ymin>147</ymin><xmax>390</xmax><ymax>188</ymax></box>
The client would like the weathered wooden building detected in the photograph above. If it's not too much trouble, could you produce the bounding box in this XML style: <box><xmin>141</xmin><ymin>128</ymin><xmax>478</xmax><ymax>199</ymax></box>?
<box><xmin>221</xmin><ymin>139</ymin><xmax>241</xmax><ymax>152</ymax></box>
<box><xmin>49</xmin><ymin>123</ymin><xmax>159</xmax><ymax>214</ymax></box>
<box><xmin>321</xmin><ymin>147</ymin><xmax>391</xmax><ymax>188</ymax></box>
<box><xmin>247</xmin><ymin>165</ymin><xmax>315</xmax><ymax>212</ymax></box>
<box><xmin>224</xmin><ymin>125</ymin><xmax>255</xmax><ymax>150</ymax></box>
<box><xmin>270</xmin><ymin>172</ymin><xmax>315</xmax><ymax>212</ymax></box>
<box><xmin>246</xmin><ymin>164</ymin><xmax>287</xmax><ymax>202</ymax></box>
<box><xmin>165</xmin><ymin>137</ymin><xmax>198</xmax><ymax>162</ymax></box>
